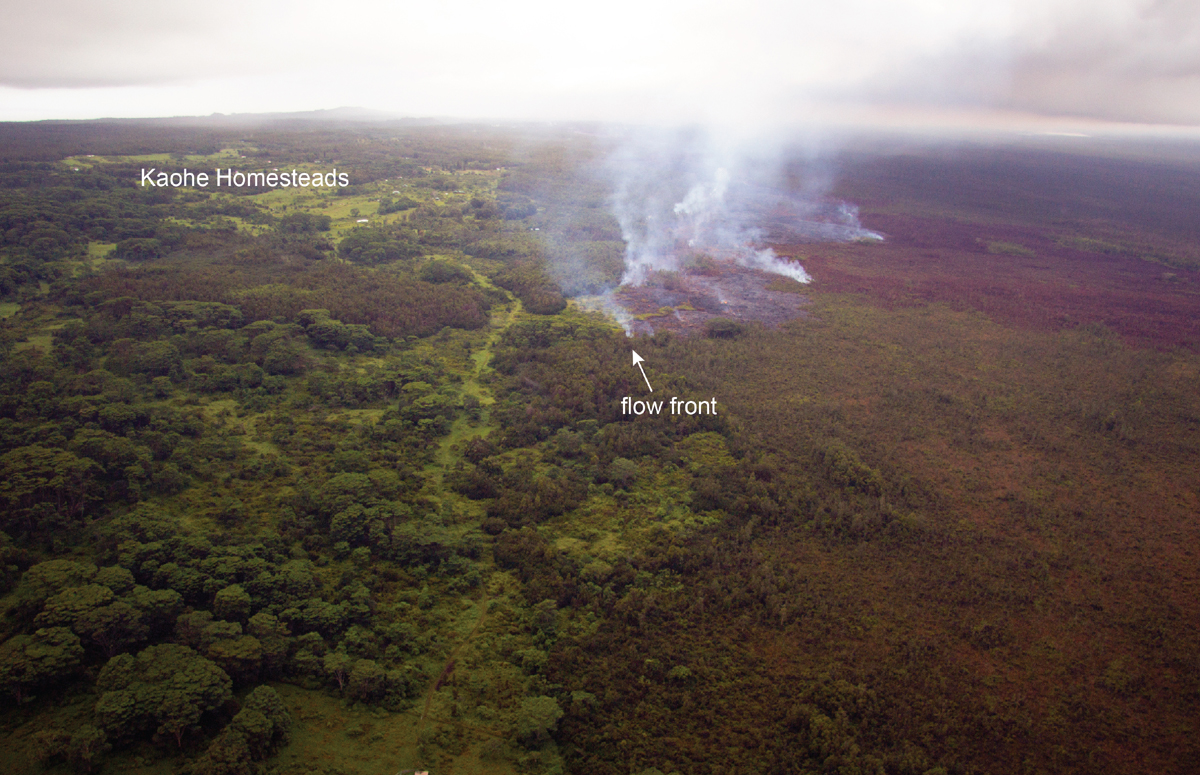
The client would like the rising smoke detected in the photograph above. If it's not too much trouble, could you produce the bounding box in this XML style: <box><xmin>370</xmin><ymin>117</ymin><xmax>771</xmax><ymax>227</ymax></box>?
<box><xmin>606</xmin><ymin>126</ymin><xmax>881</xmax><ymax>287</ymax></box>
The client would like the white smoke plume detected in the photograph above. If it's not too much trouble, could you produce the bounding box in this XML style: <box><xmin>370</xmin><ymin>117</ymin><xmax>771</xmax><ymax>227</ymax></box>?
<box><xmin>607</xmin><ymin>127</ymin><xmax>881</xmax><ymax>287</ymax></box>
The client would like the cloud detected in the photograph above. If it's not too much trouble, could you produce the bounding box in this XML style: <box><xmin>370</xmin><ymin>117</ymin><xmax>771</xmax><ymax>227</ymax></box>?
<box><xmin>1005</xmin><ymin>0</ymin><xmax>1200</xmax><ymax>123</ymax></box>
<box><xmin>1</xmin><ymin>0</ymin><xmax>247</xmax><ymax>87</ymax></box>
<box><xmin>2</xmin><ymin>0</ymin><xmax>1198</xmax><ymax>126</ymax></box>
<box><xmin>853</xmin><ymin>0</ymin><xmax>1200</xmax><ymax>124</ymax></box>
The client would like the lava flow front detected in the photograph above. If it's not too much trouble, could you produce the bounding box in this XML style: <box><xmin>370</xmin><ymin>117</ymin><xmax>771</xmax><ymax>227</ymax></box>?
<box><xmin>610</xmin><ymin>253</ymin><xmax>811</xmax><ymax>337</ymax></box>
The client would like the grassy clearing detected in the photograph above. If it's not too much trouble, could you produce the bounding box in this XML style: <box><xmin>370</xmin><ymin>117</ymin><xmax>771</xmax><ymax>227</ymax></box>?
<box><xmin>246</xmin><ymin>186</ymin><xmax>399</xmax><ymax>235</ymax></box>
<box><xmin>431</xmin><ymin>281</ymin><xmax>523</xmax><ymax>475</ymax></box>
<box><xmin>14</xmin><ymin>333</ymin><xmax>51</xmax><ymax>352</ymax></box>
<box><xmin>87</xmin><ymin>242</ymin><xmax>116</xmax><ymax>258</ymax></box>
<box><xmin>1054</xmin><ymin>235</ymin><xmax>1129</xmax><ymax>255</ymax></box>
<box><xmin>327</xmin><ymin>408</ymin><xmax>386</xmax><ymax>426</ymax></box>
<box><xmin>986</xmin><ymin>241</ymin><xmax>1037</xmax><ymax>257</ymax></box>
<box><xmin>60</xmin><ymin>156</ymin><xmax>101</xmax><ymax>169</ymax></box>
<box><xmin>107</xmin><ymin>153</ymin><xmax>173</xmax><ymax>163</ymax></box>
<box><xmin>198</xmin><ymin>398</ymin><xmax>240</xmax><ymax>426</ymax></box>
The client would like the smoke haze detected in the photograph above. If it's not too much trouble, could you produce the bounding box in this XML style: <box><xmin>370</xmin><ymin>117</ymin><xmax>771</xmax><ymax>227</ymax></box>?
<box><xmin>604</xmin><ymin>127</ymin><xmax>880</xmax><ymax>287</ymax></box>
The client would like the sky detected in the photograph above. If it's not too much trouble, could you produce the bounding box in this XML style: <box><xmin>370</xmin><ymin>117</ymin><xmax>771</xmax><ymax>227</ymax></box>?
<box><xmin>2</xmin><ymin>0</ymin><xmax>1199</xmax><ymax>131</ymax></box>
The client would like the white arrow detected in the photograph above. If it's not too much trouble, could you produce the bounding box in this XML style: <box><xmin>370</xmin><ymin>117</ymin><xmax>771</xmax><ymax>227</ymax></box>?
<box><xmin>632</xmin><ymin>350</ymin><xmax>653</xmax><ymax>392</ymax></box>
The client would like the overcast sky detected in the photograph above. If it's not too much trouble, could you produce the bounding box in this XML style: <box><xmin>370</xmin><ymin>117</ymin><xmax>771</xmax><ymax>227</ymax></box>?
<box><xmin>2</xmin><ymin>0</ymin><xmax>1198</xmax><ymax>130</ymax></box>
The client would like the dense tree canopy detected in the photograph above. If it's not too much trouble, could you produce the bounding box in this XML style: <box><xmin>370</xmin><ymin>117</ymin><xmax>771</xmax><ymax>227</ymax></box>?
<box><xmin>1</xmin><ymin>121</ymin><xmax>1198</xmax><ymax>775</ymax></box>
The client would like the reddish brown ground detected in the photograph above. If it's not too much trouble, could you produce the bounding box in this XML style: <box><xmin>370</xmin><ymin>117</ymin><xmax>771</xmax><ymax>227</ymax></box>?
<box><xmin>778</xmin><ymin>211</ymin><xmax>1200</xmax><ymax>351</ymax></box>
<box><xmin>822</xmin><ymin>146</ymin><xmax>1200</xmax><ymax>352</ymax></box>
<box><xmin>612</xmin><ymin>207</ymin><xmax>1200</xmax><ymax>350</ymax></box>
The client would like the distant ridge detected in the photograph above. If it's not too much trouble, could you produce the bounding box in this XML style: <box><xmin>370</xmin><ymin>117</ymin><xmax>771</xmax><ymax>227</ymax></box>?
<box><xmin>10</xmin><ymin>106</ymin><xmax>447</xmax><ymax>127</ymax></box>
<box><xmin>0</xmin><ymin>109</ymin><xmax>464</xmax><ymax>160</ymax></box>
